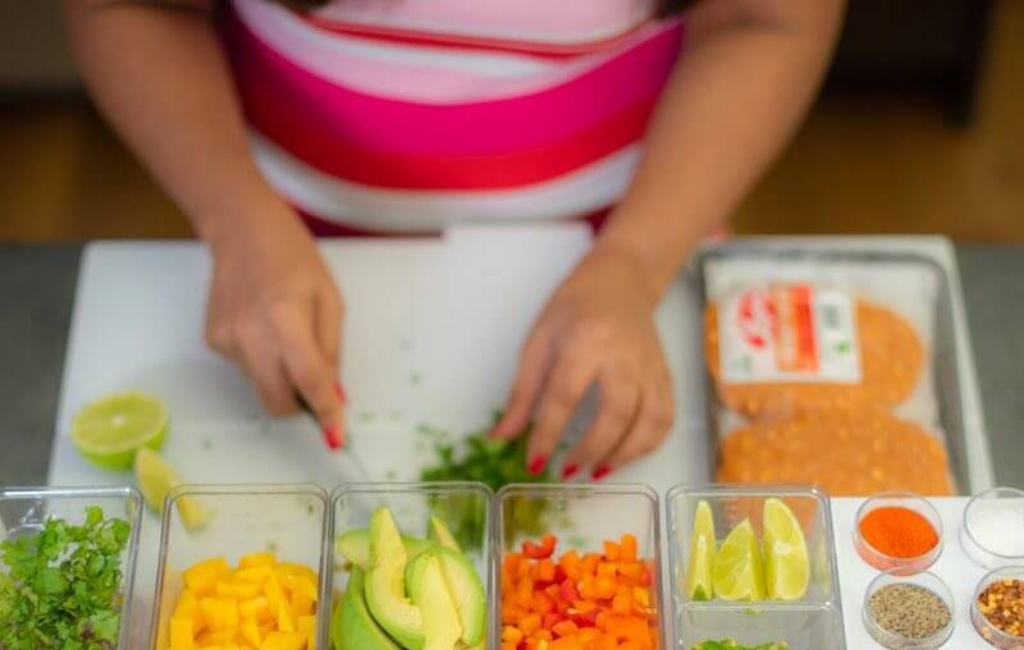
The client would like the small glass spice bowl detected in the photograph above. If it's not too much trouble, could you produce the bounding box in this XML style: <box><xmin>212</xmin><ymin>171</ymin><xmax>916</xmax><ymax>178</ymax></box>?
<box><xmin>971</xmin><ymin>566</ymin><xmax>1024</xmax><ymax>650</ymax></box>
<box><xmin>854</xmin><ymin>491</ymin><xmax>943</xmax><ymax>576</ymax></box>
<box><xmin>960</xmin><ymin>487</ymin><xmax>1024</xmax><ymax>570</ymax></box>
<box><xmin>863</xmin><ymin>569</ymin><xmax>955</xmax><ymax>650</ymax></box>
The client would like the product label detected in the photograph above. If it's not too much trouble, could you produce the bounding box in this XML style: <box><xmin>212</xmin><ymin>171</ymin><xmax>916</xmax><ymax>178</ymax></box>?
<box><xmin>718</xmin><ymin>285</ymin><xmax>861</xmax><ymax>384</ymax></box>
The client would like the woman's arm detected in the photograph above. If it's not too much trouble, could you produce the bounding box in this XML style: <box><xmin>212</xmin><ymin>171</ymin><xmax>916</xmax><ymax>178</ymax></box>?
<box><xmin>65</xmin><ymin>0</ymin><xmax>347</xmax><ymax>442</ymax></box>
<box><xmin>496</xmin><ymin>0</ymin><xmax>845</xmax><ymax>477</ymax></box>
<box><xmin>600</xmin><ymin>0</ymin><xmax>846</xmax><ymax>293</ymax></box>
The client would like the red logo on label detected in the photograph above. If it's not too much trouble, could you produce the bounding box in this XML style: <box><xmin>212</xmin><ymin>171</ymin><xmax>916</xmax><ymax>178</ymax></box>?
<box><xmin>736</xmin><ymin>290</ymin><xmax>776</xmax><ymax>349</ymax></box>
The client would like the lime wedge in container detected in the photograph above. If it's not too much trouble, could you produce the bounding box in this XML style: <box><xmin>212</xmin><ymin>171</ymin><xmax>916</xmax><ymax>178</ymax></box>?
<box><xmin>134</xmin><ymin>448</ymin><xmax>208</xmax><ymax>531</ymax></box>
<box><xmin>762</xmin><ymin>497</ymin><xmax>810</xmax><ymax>600</ymax></box>
<box><xmin>71</xmin><ymin>390</ymin><xmax>168</xmax><ymax>470</ymax></box>
<box><xmin>685</xmin><ymin>500</ymin><xmax>716</xmax><ymax>600</ymax></box>
<box><xmin>714</xmin><ymin>518</ymin><xmax>766</xmax><ymax>601</ymax></box>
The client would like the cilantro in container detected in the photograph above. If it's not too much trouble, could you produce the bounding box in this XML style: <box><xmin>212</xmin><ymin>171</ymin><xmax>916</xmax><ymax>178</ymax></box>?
<box><xmin>0</xmin><ymin>506</ymin><xmax>131</xmax><ymax>650</ymax></box>
<box><xmin>420</xmin><ymin>417</ymin><xmax>552</xmax><ymax>547</ymax></box>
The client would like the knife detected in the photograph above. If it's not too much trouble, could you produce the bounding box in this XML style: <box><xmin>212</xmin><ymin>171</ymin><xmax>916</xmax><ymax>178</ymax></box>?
<box><xmin>295</xmin><ymin>393</ymin><xmax>373</xmax><ymax>483</ymax></box>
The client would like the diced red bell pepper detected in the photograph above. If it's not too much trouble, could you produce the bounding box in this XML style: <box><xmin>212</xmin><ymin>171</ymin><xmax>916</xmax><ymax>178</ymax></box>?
<box><xmin>523</xmin><ymin>533</ymin><xmax>557</xmax><ymax>559</ymax></box>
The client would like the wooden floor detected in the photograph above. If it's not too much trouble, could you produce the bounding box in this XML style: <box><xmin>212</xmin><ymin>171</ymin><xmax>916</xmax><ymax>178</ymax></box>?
<box><xmin>1</xmin><ymin>0</ymin><xmax>1022</xmax><ymax>243</ymax></box>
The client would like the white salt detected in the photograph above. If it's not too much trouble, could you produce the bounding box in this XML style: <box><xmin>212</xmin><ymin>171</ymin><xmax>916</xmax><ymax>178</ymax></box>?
<box><xmin>966</xmin><ymin>498</ymin><xmax>1024</xmax><ymax>556</ymax></box>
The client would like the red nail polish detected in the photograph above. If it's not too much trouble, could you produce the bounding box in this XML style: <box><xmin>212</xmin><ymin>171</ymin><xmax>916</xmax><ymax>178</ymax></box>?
<box><xmin>334</xmin><ymin>383</ymin><xmax>348</xmax><ymax>404</ymax></box>
<box><xmin>561</xmin><ymin>464</ymin><xmax>579</xmax><ymax>480</ymax></box>
<box><xmin>323</xmin><ymin>424</ymin><xmax>343</xmax><ymax>450</ymax></box>
<box><xmin>528</xmin><ymin>456</ymin><xmax>548</xmax><ymax>476</ymax></box>
<box><xmin>592</xmin><ymin>465</ymin><xmax>613</xmax><ymax>481</ymax></box>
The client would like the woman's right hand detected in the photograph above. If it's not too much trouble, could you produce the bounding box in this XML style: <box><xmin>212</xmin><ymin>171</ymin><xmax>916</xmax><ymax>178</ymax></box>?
<box><xmin>204</xmin><ymin>203</ymin><xmax>346</xmax><ymax>445</ymax></box>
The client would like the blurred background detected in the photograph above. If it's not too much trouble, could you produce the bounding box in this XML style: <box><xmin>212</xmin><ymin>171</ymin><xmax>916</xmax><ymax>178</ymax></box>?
<box><xmin>0</xmin><ymin>0</ymin><xmax>1021</xmax><ymax>242</ymax></box>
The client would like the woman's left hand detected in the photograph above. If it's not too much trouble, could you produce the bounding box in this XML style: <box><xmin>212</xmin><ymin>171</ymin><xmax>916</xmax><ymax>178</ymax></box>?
<box><xmin>491</xmin><ymin>244</ymin><xmax>675</xmax><ymax>480</ymax></box>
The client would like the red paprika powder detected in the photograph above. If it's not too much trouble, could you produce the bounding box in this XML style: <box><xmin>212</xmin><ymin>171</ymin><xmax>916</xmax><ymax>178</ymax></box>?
<box><xmin>859</xmin><ymin>506</ymin><xmax>939</xmax><ymax>558</ymax></box>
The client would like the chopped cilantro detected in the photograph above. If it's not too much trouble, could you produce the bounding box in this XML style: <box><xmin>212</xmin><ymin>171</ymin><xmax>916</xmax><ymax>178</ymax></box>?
<box><xmin>420</xmin><ymin>414</ymin><xmax>552</xmax><ymax>546</ymax></box>
<box><xmin>0</xmin><ymin>506</ymin><xmax>131</xmax><ymax>650</ymax></box>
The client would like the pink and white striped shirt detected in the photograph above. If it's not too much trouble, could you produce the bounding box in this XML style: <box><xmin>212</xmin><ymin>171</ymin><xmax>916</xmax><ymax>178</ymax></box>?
<box><xmin>224</xmin><ymin>0</ymin><xmax>685</xmax><ymax>234</ymax></box>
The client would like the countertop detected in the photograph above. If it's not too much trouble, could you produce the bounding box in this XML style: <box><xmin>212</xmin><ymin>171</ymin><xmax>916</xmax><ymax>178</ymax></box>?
<box><xmin>0</xmin><ymin>243</ymin><xmax>1021</xmax><ymax>488</ymax></box>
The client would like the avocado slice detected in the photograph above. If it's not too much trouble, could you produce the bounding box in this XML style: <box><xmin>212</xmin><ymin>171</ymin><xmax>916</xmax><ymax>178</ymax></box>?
<box><xmin>333</xmin><ymin>567</ymin><xmax>401</xmax><ymax>650</ymax></box>
<box><xmin>428</xmin><ymin>516</ymin><xmax>461</xmax><ymax>552</ymax></box>
<box><xmin>337</xmin><ymin>530</ymin><xmax>486</xmax><ymax>646</ymax></box>
<box><xmin>365</xmin><ymin>509</ymin><xmax>425</xmax><ymax>650</ymax></box>
<box><xmin>406</xmin><ymin>552</ymin><xmax>462</xmax><ymax>650</ymax></box>
<box><xmin>337</xmin><ymin>529</ymin><xmax>429</xmax><ymax>571</ymax></box>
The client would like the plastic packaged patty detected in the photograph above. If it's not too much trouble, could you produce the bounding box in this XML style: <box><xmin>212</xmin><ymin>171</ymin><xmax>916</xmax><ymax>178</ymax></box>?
<box><xmin>699</xmin><ymin>247</ymin><xmax>959</xmax><ymax>496</ymax></box>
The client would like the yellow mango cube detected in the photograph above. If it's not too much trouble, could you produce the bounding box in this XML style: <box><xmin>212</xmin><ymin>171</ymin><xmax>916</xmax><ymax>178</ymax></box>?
<box><xmin>236</xmin><ymin>566</ymin><xmax>274</xmax><ymax>584</ymax></box>
<box><xmin>170</xmin><ymin>617</ymin><xmax>195</xmax><ymax>650</ymax></box>
<box><xmin>196</xmin><ymin>628</ymin><xmax>237</xmax><ymax>646</ymax></box>
<box><xmin>294</xmin><ymin>577</ymin><xmax>317</xmax><ymax>604</ymax></box>
<box><xmin>240</xmin><ymin>618</ymin><xmax>263</xmax><ymax>648</ymax></box>
<box><xmin>260</xmin><ymin>631</ymin><xmax>306</xmax><ymax>650</ymax></box>
<box><xmin>276</xmin><ymin>563</ymin><xmax>316</xmax><ymax>581</ymax></box>
<box><xmin>174</xmin><ymin>590</ymin><xmax>206</xmax><ymax>632</ymax></box>
<box><xmin>185</xmin><ymin>558</ymin><xmax>229</xmax><ymax>597</ymax></box>
<box><xmin>240</xmin><ymin>552</ymin><xmax>277</xmax><ymax>569</ymax></box>
<box><xmin>277</xmin><ymin>600</ymin><xmax>296</xmax><ymax>633</ymax></box>
<box><xmin>290</xmin><ymin>590</ymin><xmax>313</xmax><ymax>618</ymax></box>
<box><xmin>297</xmin><ymin>616</ymin><xmax>316</xmax><ymax>650</ymax></box>
<box><xmin>239</xmin><ymin>596</ymin><xmax>272</xmax><ymax>623</ymax></box>
<box><xmin>217</xmin><ymin>580</ymin><xmax>261</xmax><ymax>600</ymax></box>
<box><xmin>264</xmin><ymin>575</ymin><xmax>286</xmax><ymax>613</ymax></box>
<box><xmin>200</xmin><ymin>597</ymin><xmax>240</xmax><ymax>632</ymax></box>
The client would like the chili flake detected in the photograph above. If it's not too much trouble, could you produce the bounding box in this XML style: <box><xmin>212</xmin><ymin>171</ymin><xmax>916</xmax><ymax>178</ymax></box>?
<box><xmin>977</xmin><ymin>578</ymin><xmax>1024</xmax><ymax>640</ymax></box>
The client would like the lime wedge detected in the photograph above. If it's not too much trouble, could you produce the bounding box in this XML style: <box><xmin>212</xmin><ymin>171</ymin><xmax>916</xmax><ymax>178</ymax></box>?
<box><xmin>71</xmin><ymin>391</ymin><xmax>168</xmax><ymax>470</ymax></box>
<box><xmin>714</xmin><ymin>518</ymin><xmax>765</xmax><ymax>601</ymax></box>
<box><xmin>762</xmin><ymin>498</ymin><xmax>809</xmax><ymax>600</ymax></box>
<box><xmin>685</xmin><ymin>500</ymin><xmax>716</xmax><ymax>600</ymax></box>
<box><xmin>134</xmin><ymin>448</ymin><xmax>208</xmax><ymax>531</ymax></box>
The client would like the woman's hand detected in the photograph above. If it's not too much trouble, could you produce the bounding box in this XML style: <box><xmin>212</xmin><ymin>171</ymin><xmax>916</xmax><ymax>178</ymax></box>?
<box><xmin>204</xmin><ymin>205</ymin><xmax>346</xmax><ymax>444</ymax></box>
<box><xmin>492</xmin><ymin>244</ymin><xmax>675</xmax><ymax>480</ymax></box>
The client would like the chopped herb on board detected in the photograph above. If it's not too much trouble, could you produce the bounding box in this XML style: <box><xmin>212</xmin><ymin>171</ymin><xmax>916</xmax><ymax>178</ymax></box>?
<box><xmin>0</xmin><ymin>507</ymin><xmax>131</xmax><ymax>650</ymax></box>
<box><xmin>420</xmin><ymin>414</ymin><xmax>552</xmax><ymax>546</ymax></box>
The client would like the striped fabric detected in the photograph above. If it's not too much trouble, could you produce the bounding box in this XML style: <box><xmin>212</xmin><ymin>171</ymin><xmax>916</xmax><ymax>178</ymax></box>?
<box><xmin>225</xmin><ymin>0</ymin><xmax>685</xmax><ymax>233</ymax></box>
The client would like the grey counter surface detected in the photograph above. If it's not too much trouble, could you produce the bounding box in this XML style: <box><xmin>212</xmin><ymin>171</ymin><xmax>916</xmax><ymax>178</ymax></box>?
<box><xmin>0</xmin><ymin>243</ymin><xmax>1020</xmax><ymax>488</ymax></box>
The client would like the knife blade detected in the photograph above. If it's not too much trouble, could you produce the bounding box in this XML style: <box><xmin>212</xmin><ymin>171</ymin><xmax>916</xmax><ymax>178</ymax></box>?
<box><xmin>295</xmin><ymin>393</ymin><xmax>373</xmax><ymax>483</ymax></box>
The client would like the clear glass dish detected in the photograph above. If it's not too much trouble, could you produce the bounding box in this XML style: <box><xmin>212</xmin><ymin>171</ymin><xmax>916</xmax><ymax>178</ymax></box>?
<box><xmin>666</xmin><ymin>485</ymin><xmax>846</xmax><ymax>650</ymax></box>
<box><xmin>972</xmin><ymin>566</ymin><xmax>1024</xmax><ymax>649</ymax></box>
<box><xmin>329</xmin><ymin>482</ymin><xmax>495</xmax><ymax>649</ymax></box>
<box><xmin>961</xmin><ymin>487</ymin><xmax>1024</xmax><ymax>570</ymax></box>
<box><xmin>148</xmin><ymin>483</ymin><xmax>330</xmax><ymax>650</ymax></box>
<box><xmin>863</xmin><ymin>569</ymin><xmax>954</xmax><ymax>650</ymax></box>
<box><xmin>854</xmin><ymin>491</ymin><xmax>943</xmax><ymax>575</ymax></box>
<box><xmin>0</xmin><ymin>486</ymin><xmax>144</xmax><ymax>650</ymax></box>
<box><xmin>496</xmin><ymin>483</ymin><xmax>667</xmax><ymax>650</ymax></box>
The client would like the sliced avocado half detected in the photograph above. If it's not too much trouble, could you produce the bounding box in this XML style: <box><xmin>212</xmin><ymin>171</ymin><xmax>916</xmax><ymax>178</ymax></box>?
<box><xmin>428</xmin><ymin>516</ymin><xmax>461</xmax><ymax>552</ymax></box>
<box><xmin>333</xmin><ymin>567</ymin><xmax>401</xmax><ymax>650</ymax></box>
<box><xmin>364</xmin><ymin>508</ymin><xmax>425</xmax><ymax>650</ymax></box>
<box><xmin>406</xmin><ymin>552</ymin><xmax>462</xmax><ymax>650</ymax></box>
<box><xmin>336</xmin><ymin>528</ymin><xmax>486</xmax><ymax>646</ymax></box>
<box><xmin>337</xmin><ymin>528</ymin><xmax>429</xmax><ymax>571</ymax></box>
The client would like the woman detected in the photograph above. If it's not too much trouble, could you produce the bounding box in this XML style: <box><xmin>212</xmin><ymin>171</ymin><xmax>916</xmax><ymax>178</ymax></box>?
<box><xmin>65</xmin><ymin>0</ymin><xmax>844</xmax><ymax>479</ymax></box>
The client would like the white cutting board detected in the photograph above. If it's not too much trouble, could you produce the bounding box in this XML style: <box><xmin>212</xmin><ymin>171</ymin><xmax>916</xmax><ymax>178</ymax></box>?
<box><xmin>47</xmin><ymin>224</ymin><xmax>710</xmax><ymax>641</ymax></box>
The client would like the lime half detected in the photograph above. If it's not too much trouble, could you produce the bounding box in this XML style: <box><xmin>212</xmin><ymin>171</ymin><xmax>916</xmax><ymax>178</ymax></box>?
<box><xmin>134</xmin><ymin>448</ymin><xmax>208</xmax><ymax>531</ymax></box>
<box><xmin>71</xmin><ymin>391</ymin><xmax>168</xmax><ymax>470</ymax></box>
<box><xmin>685</xmin><ymin>500</ymin><xmax>716</xmax><ymax>601</ymax></box>
<box><xmin>762</xmin><ymin>498</ymin><xmax>809</xmax><ymax>600</ymax></box>
<box><xmin>714</xmin><ymin>518</ymin><xmax>765</xmax><ymax>601</ymax></box>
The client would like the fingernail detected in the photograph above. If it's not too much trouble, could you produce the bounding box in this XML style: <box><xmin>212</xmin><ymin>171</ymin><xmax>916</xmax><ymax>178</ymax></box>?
<box><xmin>592</xmin><ymin>465</ymin><xmax>613</xmax><ymax>481</ymax></box>
<box><xmin>334</xmin><ymin>383</ymin><xmax>348</xmax><ymax>404</ymax></box>
<box><xmin>528</xmin><ymin>456</ymin><xmax>548</xmax><ymax>476</ymax></box>
<box><xmin>323</xmin><ymin>424</ymin><xmax>343</xmax><ymax>451</ymax></box>
<box><xmin>561</xmin><ymin>464</ymin><xmax>579</xmax><ymax>480</ymax></box>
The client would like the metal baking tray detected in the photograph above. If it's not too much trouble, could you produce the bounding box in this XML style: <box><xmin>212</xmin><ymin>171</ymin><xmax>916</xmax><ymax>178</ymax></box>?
<box><xmin>693</xmin><ymin>244</ymin><xmax>971</xmax><ymax>494</ymax></box>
